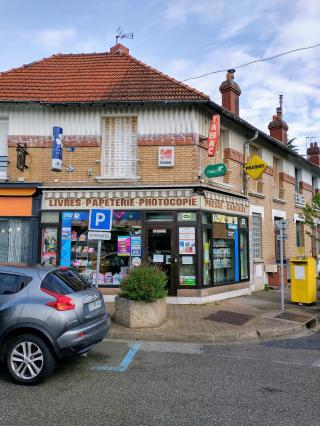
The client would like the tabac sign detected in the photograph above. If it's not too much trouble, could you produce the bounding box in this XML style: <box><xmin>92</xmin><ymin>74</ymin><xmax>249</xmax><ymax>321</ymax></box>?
<box><xmin>243</xmin><ymin>154</ymin><xmax>268</xmax><ymax>180</ymax></box>
<box><xmin>207</xmin><ymin>115</ymin><xmax>220</xmax><ymax>157</ymax></box>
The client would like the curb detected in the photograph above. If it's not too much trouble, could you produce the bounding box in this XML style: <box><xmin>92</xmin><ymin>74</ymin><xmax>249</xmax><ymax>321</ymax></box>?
<box><xmin>108</xmin><ymin>317</ymin><xmax>318</xmax><ymax>344</ymax></box>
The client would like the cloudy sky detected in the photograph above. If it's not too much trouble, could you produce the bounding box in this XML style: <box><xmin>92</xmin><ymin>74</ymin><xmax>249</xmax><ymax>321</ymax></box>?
<box><xmin>1</xmin><ymin>0</ymin><xmax>319</xmax><ymax>153</ymax></box>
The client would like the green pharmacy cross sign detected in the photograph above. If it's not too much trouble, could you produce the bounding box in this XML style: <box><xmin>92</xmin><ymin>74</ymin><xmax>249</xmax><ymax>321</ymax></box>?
<box><xmin>204</xmin><ymin>163</ymin><xmax>227</xmax><ymax>178</ymax></box>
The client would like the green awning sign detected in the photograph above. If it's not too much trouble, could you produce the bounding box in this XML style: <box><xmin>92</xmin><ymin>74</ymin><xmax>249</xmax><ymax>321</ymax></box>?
<box><xmin>204</xmin><ymin>163</ymin><xmax>227</xmax><ymax>178</ymax></box>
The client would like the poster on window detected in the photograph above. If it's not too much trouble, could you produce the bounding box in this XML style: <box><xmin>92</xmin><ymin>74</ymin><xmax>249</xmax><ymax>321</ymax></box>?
<box><xmin>130</xmin><ymin>236</ymin><xmax>141</xmax><ymax>257</ymax></box>
<box><xmin>41</xmin><ymin>227</ymin><xmax>58</xmax><ymax>266</ymax></box>
<box><xmin>118</xmin><ymin>236</ymin><xmax>131</xmax><ymax>256</ymax></box>
<box><xmin>179</xmin><ymin>227</ymin><xmax>196</xmax><ymax>255</ymax></box>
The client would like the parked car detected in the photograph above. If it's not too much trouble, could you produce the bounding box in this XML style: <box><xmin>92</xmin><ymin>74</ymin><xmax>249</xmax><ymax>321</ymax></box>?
<box><xmin>0</xmin><ymin>265</ymin><xmax>110</xmax><ymax>385</ymax></box>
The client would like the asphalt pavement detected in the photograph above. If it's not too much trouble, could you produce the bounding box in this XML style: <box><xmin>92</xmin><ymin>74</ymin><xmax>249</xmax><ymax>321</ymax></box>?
<box><xmin>1</xmin><ymin>331</ymin><xmax>320</xmax><ymax>426</ymax></box>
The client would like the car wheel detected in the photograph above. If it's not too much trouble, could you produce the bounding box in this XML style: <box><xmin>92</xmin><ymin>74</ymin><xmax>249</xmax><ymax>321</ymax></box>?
<box><xmin>6</xmin><ymin>334</ymin><xmax>56</xmax><ymax>385</ymax></box>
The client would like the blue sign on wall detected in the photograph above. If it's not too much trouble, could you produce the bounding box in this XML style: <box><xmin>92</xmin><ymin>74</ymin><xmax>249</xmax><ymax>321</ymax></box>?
<box><xmin>89</xmin><ymin>209</ymin><xmax>112</xmax><ymax>231</ymax></box>
<box><xmin>52</xmin><ymin>126</ymin><xmax>63</xmax><ymax>172</ymax></box>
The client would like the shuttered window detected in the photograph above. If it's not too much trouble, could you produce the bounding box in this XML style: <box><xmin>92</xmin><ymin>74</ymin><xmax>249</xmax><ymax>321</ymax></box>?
<box><xmin>252</xmin><ymin>213</ymin><xmax>262</xmax><ymax>259</ymax></box>
<box><xmin>102</xmin><ymin>117</ymin><xmax>137</xmax><ymax>179</ymax></box>
<box><xmin>0</xmin><ymin>119</ymin><xmax>8</xmax><ymax>180</ymax></box>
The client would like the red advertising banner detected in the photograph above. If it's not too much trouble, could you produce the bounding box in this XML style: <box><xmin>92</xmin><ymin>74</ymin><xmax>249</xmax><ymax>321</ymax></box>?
<box><xmin>207</xmin><ymin>115</ymin><xmax>220</xmax><ymax>157</ymax></box>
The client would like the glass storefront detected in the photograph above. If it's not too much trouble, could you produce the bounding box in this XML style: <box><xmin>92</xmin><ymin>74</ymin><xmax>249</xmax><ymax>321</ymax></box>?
<box><xmin>41</xmin><ymin>208</ymin><xmax>249</xmax><ymax>294</ymax></box>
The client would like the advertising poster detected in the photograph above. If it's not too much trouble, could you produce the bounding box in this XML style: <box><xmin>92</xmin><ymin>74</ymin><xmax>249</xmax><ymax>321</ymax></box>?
<box><xmin>130</xmin><ymin>236</ymin><xmax>141</xmax><ymax>257</ymax></box>
<box><xmin>179</xmin><ymin>227</ymin><xmax>196</xmax><ymax>255</ymax></box>
<box><xmin>118</xmin><ymin>236</ymin><xmax>131</xmax><ymax>256</ymax></box>
<box><xmin>179</xmin><ymin>276</ymin><xmax>196</xmax><ymax>286</ymax></box>
<box><xmin>51</xmin><ymin>126</ymin><xmax>63</xmax><ymax>172</ymax></box>
<box><xmin>41</xmin><ymin>227</ymin><xmax>58</xmax><ymax>266</ymax></box>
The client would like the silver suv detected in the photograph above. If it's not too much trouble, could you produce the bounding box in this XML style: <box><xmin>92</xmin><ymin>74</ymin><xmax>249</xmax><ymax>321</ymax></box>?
<box><xmin>0</xmin><ymin>265</ymin><xmax>110</xmax><ymax>385</ymax></box>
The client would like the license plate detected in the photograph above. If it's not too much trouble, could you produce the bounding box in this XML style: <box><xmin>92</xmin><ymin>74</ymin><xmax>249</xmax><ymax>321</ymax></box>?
<box><xmin>88</xmin><ymin>299</ymin><xmax>102</xmax><ymax>312</ymax></box>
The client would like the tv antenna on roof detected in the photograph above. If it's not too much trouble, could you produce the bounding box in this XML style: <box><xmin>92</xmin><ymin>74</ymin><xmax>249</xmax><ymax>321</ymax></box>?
<box><xmin>116</xmin><ymin>27</ymin><xmax>133</xmax><ymax>44</ymax></box>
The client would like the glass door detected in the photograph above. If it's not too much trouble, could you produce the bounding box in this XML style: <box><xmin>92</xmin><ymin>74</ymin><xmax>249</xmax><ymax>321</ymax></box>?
<box><xmin>145</xmin><ymin>226</ymin><xmax>175</xmax><ymax>295</ymax></box>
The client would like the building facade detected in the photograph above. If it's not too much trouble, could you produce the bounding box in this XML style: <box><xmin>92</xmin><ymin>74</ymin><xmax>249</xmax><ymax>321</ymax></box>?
<box><xmin>0</xmin><ymin>44</ymin><xmax>319</xmax><ymax>303</ymax></box>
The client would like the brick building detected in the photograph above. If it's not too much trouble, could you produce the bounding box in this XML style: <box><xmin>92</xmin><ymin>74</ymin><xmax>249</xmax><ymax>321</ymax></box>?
<box><xmin>0</xmin><ymin>43</ymin><xmax>319</xmax><ymax>303</ymax></box>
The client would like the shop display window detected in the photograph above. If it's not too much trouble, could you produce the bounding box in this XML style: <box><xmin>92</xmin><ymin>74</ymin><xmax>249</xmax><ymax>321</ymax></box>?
<box><xmin>178</xmin><ymin>227</ymin><xmax>196</xmax><ymax>286</ymax></box>
<box><xmin>41</xmin><ymin>227</ymin><xmax>58</xmax><ymax>266</ymax></box>
<box><xmin>213</xmin><ymin>222</ymin><xmax>236</xmax><ymax>285</ymax></box>
<box><xmin>61</xmin><ymin>210</ymin><xmax>142</xmax><ymax>286</ymax></box>
<box><xmin>0</xmin><ymin>219</ymin><xmax>31</xmax><ymax>263</ymax></box>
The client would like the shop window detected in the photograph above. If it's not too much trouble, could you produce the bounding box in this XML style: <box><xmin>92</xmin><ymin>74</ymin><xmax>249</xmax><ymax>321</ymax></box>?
<box><xmin>202</xmin><ymin>228</ymin><xmax>212</xmax><ymax>286</ymax></box>
<box><xmin>178</xmin><ymin>227</ymin><xmax>196</xmax><ymax>286</ymax></box>
<box><xmin>177</xmin><ymin>212</ymin><xmax>196</xmax><ymax>222</ymax></box>
<box><xmin>202</xmin><ymin>212</ymin><xmax>211</xmax><ymax>224</ymax></box>
<box><xmin>41</xmin><ymin>227</ymin><xmax>58</xmax><ymax>266</ymax></box>
<box><xmin>213</xmin><ymin>222</ymin><xmax>236</xmax><ymax>285</ymax></box>
<box><xmin>146</xmin><ymin>212</ymin><xmax>174</xmax><ymax>222</ymax></box>
<box><xmin>41</xmin><ymin>211</ymin><xmax>60</xmax><ymax>224</ymax></box>
<box><xmin>252</xmin><ymin>213</ymin><xmax>262</xmax><ymax>259</ymax></box>
<box><xmin>60</xmin><ymin>211</ymin><xmax>142</xmax><ymax>286</ymax></box>
<box><xmin>102</xmin><ymin>116</ymin><xmax>137</xmax><ymax>179</ymax></box>
<box><xmin>0</xmin><ymin>219</ymin><xmax>31</xmax><ymax>263</ymax></box>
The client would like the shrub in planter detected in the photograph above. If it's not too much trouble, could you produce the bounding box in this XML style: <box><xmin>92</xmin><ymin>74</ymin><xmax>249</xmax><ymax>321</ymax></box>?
<box><xmin>119</xmin><ymin>265</ymin><xmax>167</xmax><ymax>302</ymax></box>
<box><xmin>115</xmin><ymin>265</ymin><xmax>168</xmax><ymax>328</ymax></box>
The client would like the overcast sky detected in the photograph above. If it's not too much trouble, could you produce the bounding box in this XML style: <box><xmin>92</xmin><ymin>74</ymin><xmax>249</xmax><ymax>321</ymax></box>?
<box><xmin>1</xmin><ymin>0</ymin><xmax>319</xmax><ymax>153</ymax></box>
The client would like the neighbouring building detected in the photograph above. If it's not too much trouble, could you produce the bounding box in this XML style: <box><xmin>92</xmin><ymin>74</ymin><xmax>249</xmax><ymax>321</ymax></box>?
<box><xmin>0</xmin><ymin>44</ymin><xmax>319</xmax><ymax>303</ymax></box>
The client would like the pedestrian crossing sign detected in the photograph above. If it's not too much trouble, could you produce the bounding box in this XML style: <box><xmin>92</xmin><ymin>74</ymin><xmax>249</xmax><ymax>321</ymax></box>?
<box><xmin>243</xmin><ymin>154</ymin><xmax>268</xmax><ymax>180</ymax></box>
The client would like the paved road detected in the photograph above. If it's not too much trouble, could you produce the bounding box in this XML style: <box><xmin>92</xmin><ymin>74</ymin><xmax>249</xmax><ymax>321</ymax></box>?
<box><xmin>1</xmin><ymin>331</ymin><xmax>320</xmax><ymax>426</ymax></box>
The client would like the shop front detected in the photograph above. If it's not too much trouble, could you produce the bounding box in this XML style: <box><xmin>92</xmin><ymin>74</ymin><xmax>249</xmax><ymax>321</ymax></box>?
<box><xmin>0</xmin><ymin>183</ymin><xmax>41</xmax><ymax>265</ymax></box>
<box><xmin>41</xmin><ymin>187</ymin><xmax>250</xmax><ymax>300</ymax></box>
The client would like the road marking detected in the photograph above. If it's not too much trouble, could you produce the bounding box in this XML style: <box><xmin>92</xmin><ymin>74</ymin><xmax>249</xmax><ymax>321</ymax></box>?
<box><xmin>311</xmin><ymin>359</ymin><xmax>320</xmax><ymax>367</ymax></box>
<box><xmin>91</xmin><ymin>342</ymin><xmax>141</xmax><ymax>372</ymax></box>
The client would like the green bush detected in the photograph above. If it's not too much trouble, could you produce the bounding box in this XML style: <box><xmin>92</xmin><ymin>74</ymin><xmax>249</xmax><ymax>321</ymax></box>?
<box><xmin>119</xmin><ymin>265</ymin><xmax>168</xmax><ymax>302</ymax></box>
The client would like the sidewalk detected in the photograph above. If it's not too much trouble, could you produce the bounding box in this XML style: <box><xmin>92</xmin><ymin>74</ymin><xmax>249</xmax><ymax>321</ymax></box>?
<box><xmin>106</xmin><ymin>288</ymin><xmax>320</xmax><ymax>343</ymax></box>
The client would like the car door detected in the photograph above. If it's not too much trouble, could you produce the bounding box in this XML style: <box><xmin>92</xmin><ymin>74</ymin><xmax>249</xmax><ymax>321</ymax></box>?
<box><xmin>0</xmin><ymin>272</ymin><xmax>31</xmax><ymax>339</ymax></box>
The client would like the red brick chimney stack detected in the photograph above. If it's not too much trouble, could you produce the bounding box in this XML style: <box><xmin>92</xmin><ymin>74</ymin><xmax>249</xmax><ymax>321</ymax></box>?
<box><xmin>219</xmin><ymin>69</ymin><xmax>241</xmax><ymax>116</ymax></box>
<box><xmin>307</xmin><ymin>142</ymin><xmax>320</xmax><ymax>166</ymax></box>
<box><xmin>268</xmin><ymin>95</ymin><xmax>288</xmax><ymax>144</ymax></box>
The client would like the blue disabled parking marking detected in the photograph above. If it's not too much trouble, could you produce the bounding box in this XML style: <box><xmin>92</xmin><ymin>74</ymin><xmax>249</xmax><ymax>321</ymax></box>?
<box><xmin>91</xmin><ymin>342</ymin><xmax>141</xmax><ymax>372</ymax></box>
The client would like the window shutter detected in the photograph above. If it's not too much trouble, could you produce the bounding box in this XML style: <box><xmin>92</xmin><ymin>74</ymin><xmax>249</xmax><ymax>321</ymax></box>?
<box><xmin>103</xmin><ymin>117</ymin><xmax>137</xmax><ymax>178</ymax></box>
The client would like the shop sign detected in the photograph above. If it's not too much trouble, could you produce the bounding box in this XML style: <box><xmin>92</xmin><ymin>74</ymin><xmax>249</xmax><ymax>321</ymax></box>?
<box><xmin>51</xmin><ymin>126</ymin><xmax>63</xmax><ymax>172</ymax></box>
<box><xmin>45</xmin><ymin>196</ymin><xmax>199</xmax><ymax>209</ymax></box>
<box><xmin>204</xmin><ymin>163</ymin><xmax>227</xmax><ymax>178</ymax></box>
<box><xmin>88</xmin><ymin>231</ymin><xmax>111</xmax><ymax>241</ymax></box>
<box><xmin>118</xmin><ymin>236</ymin><xmax>131</xmax><ymax>256</ymax></box>
<box><xmin>205</xmin><ymin>199</ymin><xmax>247</xmax><ymax>214</ymax></box>
<box><xmin>243</xmin><ymin>155</ymin><xmax>268</xmax><ymax>180</ymax></box>
<box><xmin>158</xmin><ymin>146</ymin><xmax>174</xmax><ymax>167</ymax></box>
<box><xmin>153</xmin><ymin>229</ymin><xmax>167</xmax><ymax>233</ymax></box>
<box><xmin>207</xmin><ymin>115</ymin><xmax>220</xmax><ymax>157</ymax></box>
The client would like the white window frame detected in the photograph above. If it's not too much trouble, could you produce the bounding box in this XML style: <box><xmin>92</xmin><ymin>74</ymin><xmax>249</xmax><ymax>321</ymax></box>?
<box><xmin>252</xmin><ymin>213</ymin><xmax>262</xmax><ymax>260</ymax></box>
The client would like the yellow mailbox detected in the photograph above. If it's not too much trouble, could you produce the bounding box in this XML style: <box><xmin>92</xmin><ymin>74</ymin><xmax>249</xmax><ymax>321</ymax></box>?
<box><xmin>290</xmin><ymin>257</ymin><xmax>317</xmax><ymax>304</ymax></box>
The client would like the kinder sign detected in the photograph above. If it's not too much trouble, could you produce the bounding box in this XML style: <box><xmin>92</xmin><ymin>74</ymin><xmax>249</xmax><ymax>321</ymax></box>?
<box><xmin>158</xmin><ymin>146</ymin><xmax>174</xmax><ymax>167</ymax></box>
<box><xmin>207</xmin><ymin>115</ymin><xmax>220</xmax><ymax>157</ymax></box>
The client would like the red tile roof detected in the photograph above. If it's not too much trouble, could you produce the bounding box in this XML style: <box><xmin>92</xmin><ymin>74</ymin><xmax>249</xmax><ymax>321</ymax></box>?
<box><xmin>0</xmin><ymin>44</ymin><xmax>209</xmax><ymax>104</ymax></box>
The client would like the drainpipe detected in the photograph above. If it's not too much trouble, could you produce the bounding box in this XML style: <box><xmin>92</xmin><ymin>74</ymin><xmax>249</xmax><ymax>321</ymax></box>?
<box><xmin>243</xmin><ymin>131</ymin><xmax>259</xmax><ymax>195</ymax></box>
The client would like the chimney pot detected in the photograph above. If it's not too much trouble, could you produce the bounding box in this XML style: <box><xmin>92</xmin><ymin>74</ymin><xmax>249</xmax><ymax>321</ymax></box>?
<box><xmin>268</xmin><ymin>96</ymin><xmax>288</xmax><ymax>144</ymax></box>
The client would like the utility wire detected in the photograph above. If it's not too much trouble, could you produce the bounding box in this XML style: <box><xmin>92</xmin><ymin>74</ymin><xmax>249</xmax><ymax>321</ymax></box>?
<box><xmin>181</xmin><ymin>42</ymin><xmax>320</xmax><ymax>82</ymax></box>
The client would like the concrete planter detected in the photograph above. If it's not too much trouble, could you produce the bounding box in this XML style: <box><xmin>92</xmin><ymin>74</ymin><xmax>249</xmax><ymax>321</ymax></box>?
<box><xmin>114</xmin><ymin>296</ymin><xmax>167</xmax><ymax>328</ymax></box>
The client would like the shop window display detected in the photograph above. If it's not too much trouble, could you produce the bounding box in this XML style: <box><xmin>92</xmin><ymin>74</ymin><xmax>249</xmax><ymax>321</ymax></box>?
<box><xmin>61</xmin><ymin>210</ymin><xmax>142</xmax><ymax>286</ymax></box>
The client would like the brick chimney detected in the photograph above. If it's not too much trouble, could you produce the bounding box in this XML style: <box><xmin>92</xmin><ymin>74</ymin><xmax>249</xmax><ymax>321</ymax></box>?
<box><xmin>219</xmin><ymin>69</ymin><xmax>241</xmax><ymax>116</ymax></box>
<box><xmin>268</xmin><ymin>95</ymin><xmax>288</xmax><ymax>144</ymax></box>
<box><xmin>307</xmin><ymin>142</ymin><xmax>320</xmax><ymax>166</ymax></box>
<box><xmin>110</xmin><ymin>43</ymin><xmax>129</xmax><ymax>54</ymax></box>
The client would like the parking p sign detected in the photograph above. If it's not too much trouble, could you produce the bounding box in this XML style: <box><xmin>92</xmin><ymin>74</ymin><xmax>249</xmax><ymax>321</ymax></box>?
<box><xmin>89</xmin><ymin>209</ymin><xmax>112</xmax><ymax>231</ymax></box>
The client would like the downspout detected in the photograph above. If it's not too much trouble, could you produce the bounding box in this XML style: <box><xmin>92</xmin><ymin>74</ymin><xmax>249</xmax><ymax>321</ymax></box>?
<box><xmin>243</xmin><ymin>131</ymin><xmax>259</xmax><ymax>195</ymax></box>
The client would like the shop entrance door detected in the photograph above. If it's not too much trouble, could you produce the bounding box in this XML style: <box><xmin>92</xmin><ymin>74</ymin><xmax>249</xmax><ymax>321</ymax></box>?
<box><xmin>145</xmin><ymin>226</ymin><xmax>176</xmax><ymax>296</ymax></box>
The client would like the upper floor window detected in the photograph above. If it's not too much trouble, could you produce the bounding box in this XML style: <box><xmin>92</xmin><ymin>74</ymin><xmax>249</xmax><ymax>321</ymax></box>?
<box><xmin>272</xmin><ymin>156</ymin><xmax>284</xmax><ymax>199</ymax></box>
<box><xmin>0</xmin><ymin>118</ymin><xmax>8</xmax><ymax>180</ymax></box>
<box><xmin>295</xmin><ymin>167</ymin><xmax>302</xmax><ymax>193</ymax></box>
<box><xmin>102</xmin><ymin>116</ymin><xmax>137</xmax><ymax>179</ymax></box>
